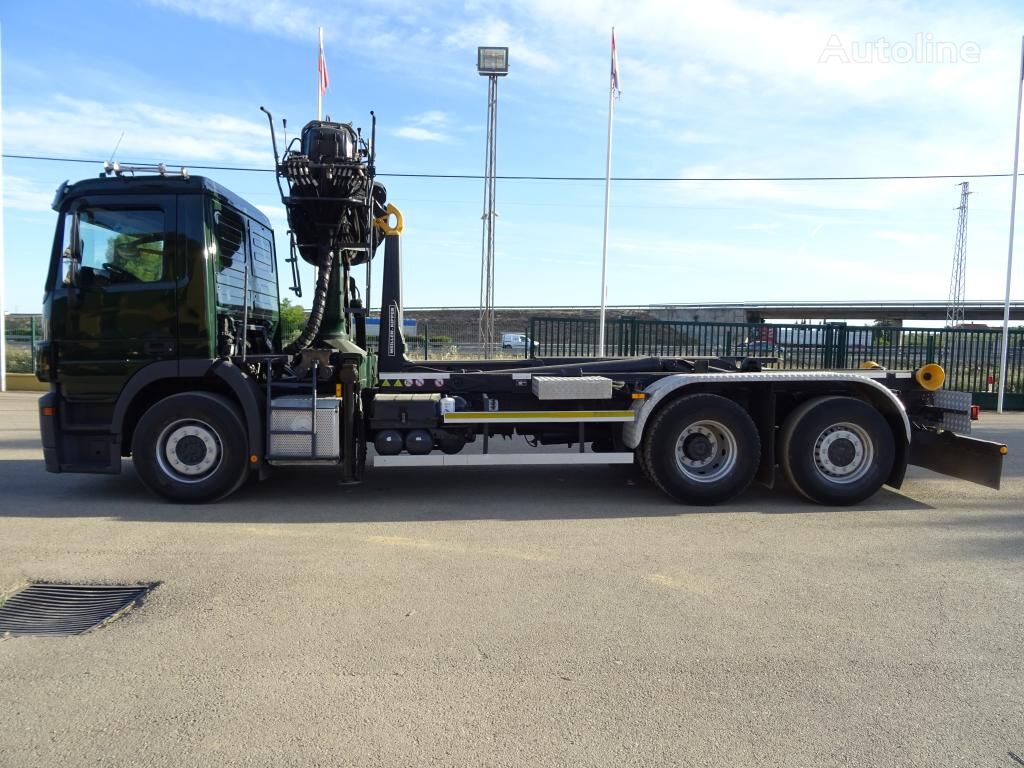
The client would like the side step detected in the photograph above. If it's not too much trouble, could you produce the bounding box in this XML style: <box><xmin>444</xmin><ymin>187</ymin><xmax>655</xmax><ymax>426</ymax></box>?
<box><xmin>373</xmin><ymin>452</ymin><xmax>635</xmax><ymax>467</ymax></box>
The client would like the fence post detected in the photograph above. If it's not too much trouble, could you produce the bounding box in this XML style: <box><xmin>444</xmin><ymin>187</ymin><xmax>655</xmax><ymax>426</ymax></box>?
<box><xmin>423</xmin><ymin>322</ymin><xmax>428</xmax><ymax>361</ymax></box>
<box><xmin>836</xmin><ymin>324</ymin><xmax>848</xmax><ymax>369</ymax></box>
<box><xmin>926</xmin><ymin>334</ymin><xmax>936</xmax><ymax>364</ymax></box>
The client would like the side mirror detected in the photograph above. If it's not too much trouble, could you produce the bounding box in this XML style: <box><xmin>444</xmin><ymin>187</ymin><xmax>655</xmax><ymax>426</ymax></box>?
<box><xmin>62</xmin><ymin>245</ymin><xmax>80</xmax><ymax>287</ymax></box>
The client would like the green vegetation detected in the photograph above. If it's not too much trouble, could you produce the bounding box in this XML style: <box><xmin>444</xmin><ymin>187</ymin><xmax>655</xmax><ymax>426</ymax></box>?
<box><xmin>4</xmin><ymin>347</ymin><xmax>34</xmax><ymax>373</ymax></box>
<box><xmin>279</xmin><ymin>298</ymin><xmax>307</xmax><ymax>344</ymax></box>
<box><xmin>406</xmin><ymin>335</ymin><xmax>453</xmax><ymax>345</ymax></box>
<box><xmin>4</xmin><ymin>316</ymin><xmax>38</xmax><ymax>335</ymax></box>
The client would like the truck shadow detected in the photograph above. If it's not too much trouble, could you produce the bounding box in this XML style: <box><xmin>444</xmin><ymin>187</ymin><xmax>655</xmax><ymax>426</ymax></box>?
<box><xmin>0</xmin><ymin>457</ymin><xmax>935</xmax><ymax>523</ymax></box>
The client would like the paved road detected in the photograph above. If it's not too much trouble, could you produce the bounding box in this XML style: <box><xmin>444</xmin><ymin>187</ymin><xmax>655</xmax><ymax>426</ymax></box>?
<box><xmin>0</xmin><ymin>391</ymin><xmax>1021</xmax><ymax>767</ymax></box>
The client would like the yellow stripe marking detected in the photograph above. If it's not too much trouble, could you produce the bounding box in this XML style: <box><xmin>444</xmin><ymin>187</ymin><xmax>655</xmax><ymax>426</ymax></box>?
<box><xmin>444</xmin><ymin>410</ymin><xmax>635</xmax><ymax>421</ymax></box>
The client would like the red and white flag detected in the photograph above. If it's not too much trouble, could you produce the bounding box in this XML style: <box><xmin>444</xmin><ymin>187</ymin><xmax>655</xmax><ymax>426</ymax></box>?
<box><xmin>610</xmin><ymin>29</ymin><xmax>621</xmax><ymax>98</ymax></box>
<box><xmin>318</xmin><ymin>28</ymin><xmax>329</xmax><ymax>96</ymax></box>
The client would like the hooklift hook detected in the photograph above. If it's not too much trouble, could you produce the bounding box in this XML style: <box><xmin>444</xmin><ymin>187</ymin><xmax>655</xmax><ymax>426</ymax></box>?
<box><xmin>373</xmin><ymin>204</ymin><xmax>404</xmax><ymax>236</ymax></box>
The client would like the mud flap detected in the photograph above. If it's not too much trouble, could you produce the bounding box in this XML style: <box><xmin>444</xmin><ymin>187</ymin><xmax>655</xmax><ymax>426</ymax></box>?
<box><xmin>908</xmin><ymin>429</ymin><xmax>1006</xmax><ymax>490</ymax></box>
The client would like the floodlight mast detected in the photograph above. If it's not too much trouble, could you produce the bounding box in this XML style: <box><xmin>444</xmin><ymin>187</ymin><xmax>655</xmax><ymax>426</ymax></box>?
<box><xmin>477</xmin><ymin>47</ymin><xmax>508</xmax><ymax>357</ymax></box>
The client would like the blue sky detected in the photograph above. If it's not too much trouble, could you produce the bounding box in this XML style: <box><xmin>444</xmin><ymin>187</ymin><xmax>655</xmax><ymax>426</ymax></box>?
<box><xmin>3</xmin><ymin>0</ymin><xmax>1024</xmax><ymax>315</ymax></box>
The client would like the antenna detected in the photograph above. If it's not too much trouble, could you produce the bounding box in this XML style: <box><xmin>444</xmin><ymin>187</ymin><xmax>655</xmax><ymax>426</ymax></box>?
<box><xmin>108</xmin><ymin>131</ymin><xmax>125</xmax><ymax>164</ymax></box>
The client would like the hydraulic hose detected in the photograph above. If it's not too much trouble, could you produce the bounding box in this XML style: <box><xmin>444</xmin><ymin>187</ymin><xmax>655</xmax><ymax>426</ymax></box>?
<box><xmin>284</xmin><ymin>253</ymin><xmax>333</xmax><ymax>353</ymax></box>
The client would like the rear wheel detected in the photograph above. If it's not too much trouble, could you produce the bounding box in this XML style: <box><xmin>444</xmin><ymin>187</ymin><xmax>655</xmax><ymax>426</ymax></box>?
<box><xmin>131</xmin><ymin>392</ymin><xmax>249</xmax><ymax>503</ymax></box>
<box><xmin>641</xmin><ymin>394</ymin><xmax>760</xmax><ymax>505</ymax></box>
<box><xmin>780</xmin><ymin>396</ymin><xmax>895</xmax><ymax>506</ymax></box>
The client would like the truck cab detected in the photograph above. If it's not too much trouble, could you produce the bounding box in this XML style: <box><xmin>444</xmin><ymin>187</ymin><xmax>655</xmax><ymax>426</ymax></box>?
<box><xmin>38</xmin><ymin>171</ymin><xmax>279</xmax><ymax>478</ymax></box>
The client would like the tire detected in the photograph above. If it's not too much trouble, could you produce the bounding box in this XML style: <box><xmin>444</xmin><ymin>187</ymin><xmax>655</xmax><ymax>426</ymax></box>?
<box><xmin>641</xmin><ymin>394</ymin><xmax>760</xmax><ymax>505</ymax></box>
<box><xmin>636</xmin><ymin>448</ymin><xmax>652</xmax><ymax>482</ymax></box>
<box><xmin>779</xmin><ymin>396</ymin><xmax>895</xmax><ymax>506</ymax></box>
<box><xmin>131</xmin><ymin>392</ymin><xmax>250</xmax><ymax>503</ymax></box>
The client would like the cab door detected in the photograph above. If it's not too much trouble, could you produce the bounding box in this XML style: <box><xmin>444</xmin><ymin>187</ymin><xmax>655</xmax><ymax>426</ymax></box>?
<box><xmin>51</xmin><ymin>194</ymin><xmax>179</xmax><ymax>402</ymax></box>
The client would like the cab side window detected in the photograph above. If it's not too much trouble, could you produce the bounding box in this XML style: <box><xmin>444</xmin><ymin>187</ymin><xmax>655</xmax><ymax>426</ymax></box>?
<box><xmin>77</xmin><ymin>208</ymin><xmax>166</xmax><ymax>283</ymax></box>
<box><xmin>214</xmin><ymin>208</ymin><xmax>245</xmax><ymax>268</ymax></box>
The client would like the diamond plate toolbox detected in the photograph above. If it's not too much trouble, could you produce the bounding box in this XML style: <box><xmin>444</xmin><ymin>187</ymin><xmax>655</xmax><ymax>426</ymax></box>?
<box><xmin>531</xmin><ymin>376</ymin><xmax>613</xmax><ymax>400</ymax></box>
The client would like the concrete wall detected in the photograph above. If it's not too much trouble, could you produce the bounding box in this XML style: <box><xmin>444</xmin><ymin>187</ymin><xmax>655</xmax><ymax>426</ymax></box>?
<box><xmin>4</xmin><ymin>374</ymin><xmax>47</xmax><ymax>393</ymax></box>
<box><xmin>648</xmin><ymin>306</ymin><xmax>749</xmax><ymax>325</ymax></box>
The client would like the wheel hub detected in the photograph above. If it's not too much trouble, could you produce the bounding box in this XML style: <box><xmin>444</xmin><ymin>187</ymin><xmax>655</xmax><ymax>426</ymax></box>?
<box><xmin>813</xmin><ymin>422</ymin><xmax>873</xmax><ymax>483</ymax></box>
<box><xmin>674</xmin><ymin>420</ymin><xmax>738</xmax><ymax>483</ymax></box>
<box><xmin>157</xmin><ymin>419</ymin><xmax>222</xmax><ymax>481</ymax></box>
<box><xmin>826</xmin><ymin>437</ymin><xmax>856</xmax><ymax>468</ymax></box>
<box><xmin>174</xmin><ymin>435</ymin><xmax>208</xmax><ymax>465</ymax></box>
<box><xmin>682</xmin><ymin>433</ymin><xmax>713</xmax><ymax>462</ymax></box>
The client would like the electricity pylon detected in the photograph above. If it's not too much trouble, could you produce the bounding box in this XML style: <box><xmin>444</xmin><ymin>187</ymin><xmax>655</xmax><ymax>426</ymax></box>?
<box><xmin>945</xmin><ymin>182</ymin><xmax>970</xmax><ymax>328</ymax></box>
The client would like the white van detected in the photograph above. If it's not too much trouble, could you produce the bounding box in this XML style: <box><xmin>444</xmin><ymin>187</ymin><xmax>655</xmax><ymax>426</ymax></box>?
<box><xmin>501</xmin><ymin>333</ymin><xmax>538</xmax><ymax>351</ymax></box>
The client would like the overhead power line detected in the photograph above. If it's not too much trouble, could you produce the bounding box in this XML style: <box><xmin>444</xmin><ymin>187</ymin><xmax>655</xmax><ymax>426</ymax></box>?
<box><xmin>2</xmin><ymin>152</ymin><xmax>1021</xmax><ymax>183</ymax></box>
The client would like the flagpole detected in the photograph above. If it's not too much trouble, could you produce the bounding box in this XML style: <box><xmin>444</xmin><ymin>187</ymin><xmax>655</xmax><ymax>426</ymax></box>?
<box><xmin>998</xmin><ymin>34</ymin><xmax>1024</xmax><ymax>413</ymax></box>
<box><xmin>0</xmin><ymin>22</ymin><xmax>6</xmax><ymax>393</ymax></box>
<box><xmin>598</xmin><ymin>29</ymin><xmax>615</xmax><ymax>357</ymax></box>
<box><xmin>317</xmin><ymin>26</ymin><xmax>324</xmax><ymax>121</ymax></box>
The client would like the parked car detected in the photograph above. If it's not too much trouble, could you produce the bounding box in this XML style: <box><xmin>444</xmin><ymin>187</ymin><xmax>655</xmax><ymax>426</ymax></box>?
<box><xmin>501</xmin><ymin>333</ymin><xmax>539</xmax><ymax>350</ymax></box>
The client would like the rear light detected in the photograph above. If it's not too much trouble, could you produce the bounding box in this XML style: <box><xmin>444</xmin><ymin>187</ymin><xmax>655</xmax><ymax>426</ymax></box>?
<box><xmin>970</xmin><ymin>404</ymin><xmax>980</xmax><ymax>421</ymax></box>
<box><xmin>41</xmin><ymin>406</ymin><xmax>56</xmax><ymax>417</ymax></box>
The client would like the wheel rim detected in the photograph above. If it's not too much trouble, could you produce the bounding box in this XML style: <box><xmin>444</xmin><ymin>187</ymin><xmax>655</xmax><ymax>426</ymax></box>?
<box><xmin>156</xmin><ymin>418</ymin><xmax>223</xmax><ymax>483</ymax></box>
<box><xmin>812</xmin><ymin>421</ymin><xmax>873</xmax><ymax>484</ymax></box>
<box><xmin>673</xmin><ymin>419</ymin><xmax>738</xmax><ymax>483</ymax></box>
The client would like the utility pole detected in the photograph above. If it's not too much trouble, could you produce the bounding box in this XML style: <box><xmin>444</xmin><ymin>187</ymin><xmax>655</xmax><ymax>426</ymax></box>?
<box><xmin>945</xmin><ymin>181</ymin><xmax>970</xmax><ymax>329</ymax></box>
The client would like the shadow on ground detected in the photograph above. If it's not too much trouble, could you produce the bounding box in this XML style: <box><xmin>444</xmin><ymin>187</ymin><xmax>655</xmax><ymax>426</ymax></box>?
<box><xmin>0</xmin><ymin>454</ymin><xmax>935</xmax><ymax>524</ymax></box>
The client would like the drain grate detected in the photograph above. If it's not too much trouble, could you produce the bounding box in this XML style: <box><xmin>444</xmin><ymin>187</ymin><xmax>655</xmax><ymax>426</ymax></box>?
<box><xmin>0</xmin><ymin>583</ymin><xmax>154</xmax><ymax>637</ymax></box>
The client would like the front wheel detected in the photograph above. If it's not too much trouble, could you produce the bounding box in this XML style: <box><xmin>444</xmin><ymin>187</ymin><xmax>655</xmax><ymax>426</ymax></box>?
<box><xmin>131</xmin><ymin>392</ymin><xmax>250</xmax><ymax>503</ymax></box>
<box><xmin>779</xmin><ymin>396</ymin><xmax>895</xmax><ymax>506</ymax></box>
<box><xmin>641</xmin><ymin>394</ymin><xmax>760</xmax><ymax>505</ymax></box>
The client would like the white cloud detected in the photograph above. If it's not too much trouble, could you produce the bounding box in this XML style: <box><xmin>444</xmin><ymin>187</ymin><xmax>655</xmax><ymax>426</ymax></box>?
<box><xmin>872</xmin><ymin>230</ymin><xmax>940</xmax><ymax>247</ymax></box>
<box><xmin>443</xmin><ymin>16</ymin><xmax>558</xmax><ymax>72</ymax></box>
<box><xmin>393</xmin><ymin>126</ymin><xmax>448</xmax><ymax>142</ymax></box>
<box><xmin>412</xmin><ymin>110</ymin><xmax>451</xmax><ymax>129</ymax></box>
<box><xmin>4</xmin><ymin>95</ymin><xmax>272</xmax><ymax>166</ymax></box>
<box><xmin>145</xmin><ymin>0</ymin><xmax>319</xmax><ymax>41</ymax></box>
<box><xmin>256</xmin><ymin>204</ymin><xmax>289</xmax><ymax>230</ymax></box>
<box><xmin>4</xmin><ymin>176</ymin><xmax>55</xmax><ymax>213</ymax></box>
<box><xmin>392</xmin><ymin>112</ymin><xmax>457</xmax><ymax>142</ymax></box>
<box><xmin>735</xmin><ymin>222</ymin><xmax>782</xmax><ymax>232</ymax></box>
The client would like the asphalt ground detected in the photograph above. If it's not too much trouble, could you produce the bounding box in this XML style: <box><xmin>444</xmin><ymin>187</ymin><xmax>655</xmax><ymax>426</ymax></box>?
<box><xmin>0</xmin><ymin>390</ymin><xmax>1021</xmax><ymax>767</ymax></box>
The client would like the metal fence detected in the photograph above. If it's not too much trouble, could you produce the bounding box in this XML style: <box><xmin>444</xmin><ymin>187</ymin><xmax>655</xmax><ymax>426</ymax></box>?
<box><xmin>400</xmin><ymin>321</ymin><xmax>526</xmax><ymax>361</ymax></box>
<box><xmin>9</xmin><ymin>310</ymin><xmax>1022</xmax><ymax>404</ymax></box>
<box><xmin>528</xmin><ymin>316</ymin><xmax>1024</xmax><ymax>400</ymax></box>
<box><xmin>3</xmin><ymin>315</ymin><xmax>42</xmax><ymax>374</ymax></box>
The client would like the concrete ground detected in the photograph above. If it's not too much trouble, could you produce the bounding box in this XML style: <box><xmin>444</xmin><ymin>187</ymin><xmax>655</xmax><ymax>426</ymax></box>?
<box><xmin>0</xmin><ymin>390</ymin><xmax>1021</xmax><ymax>768</ymax></box>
